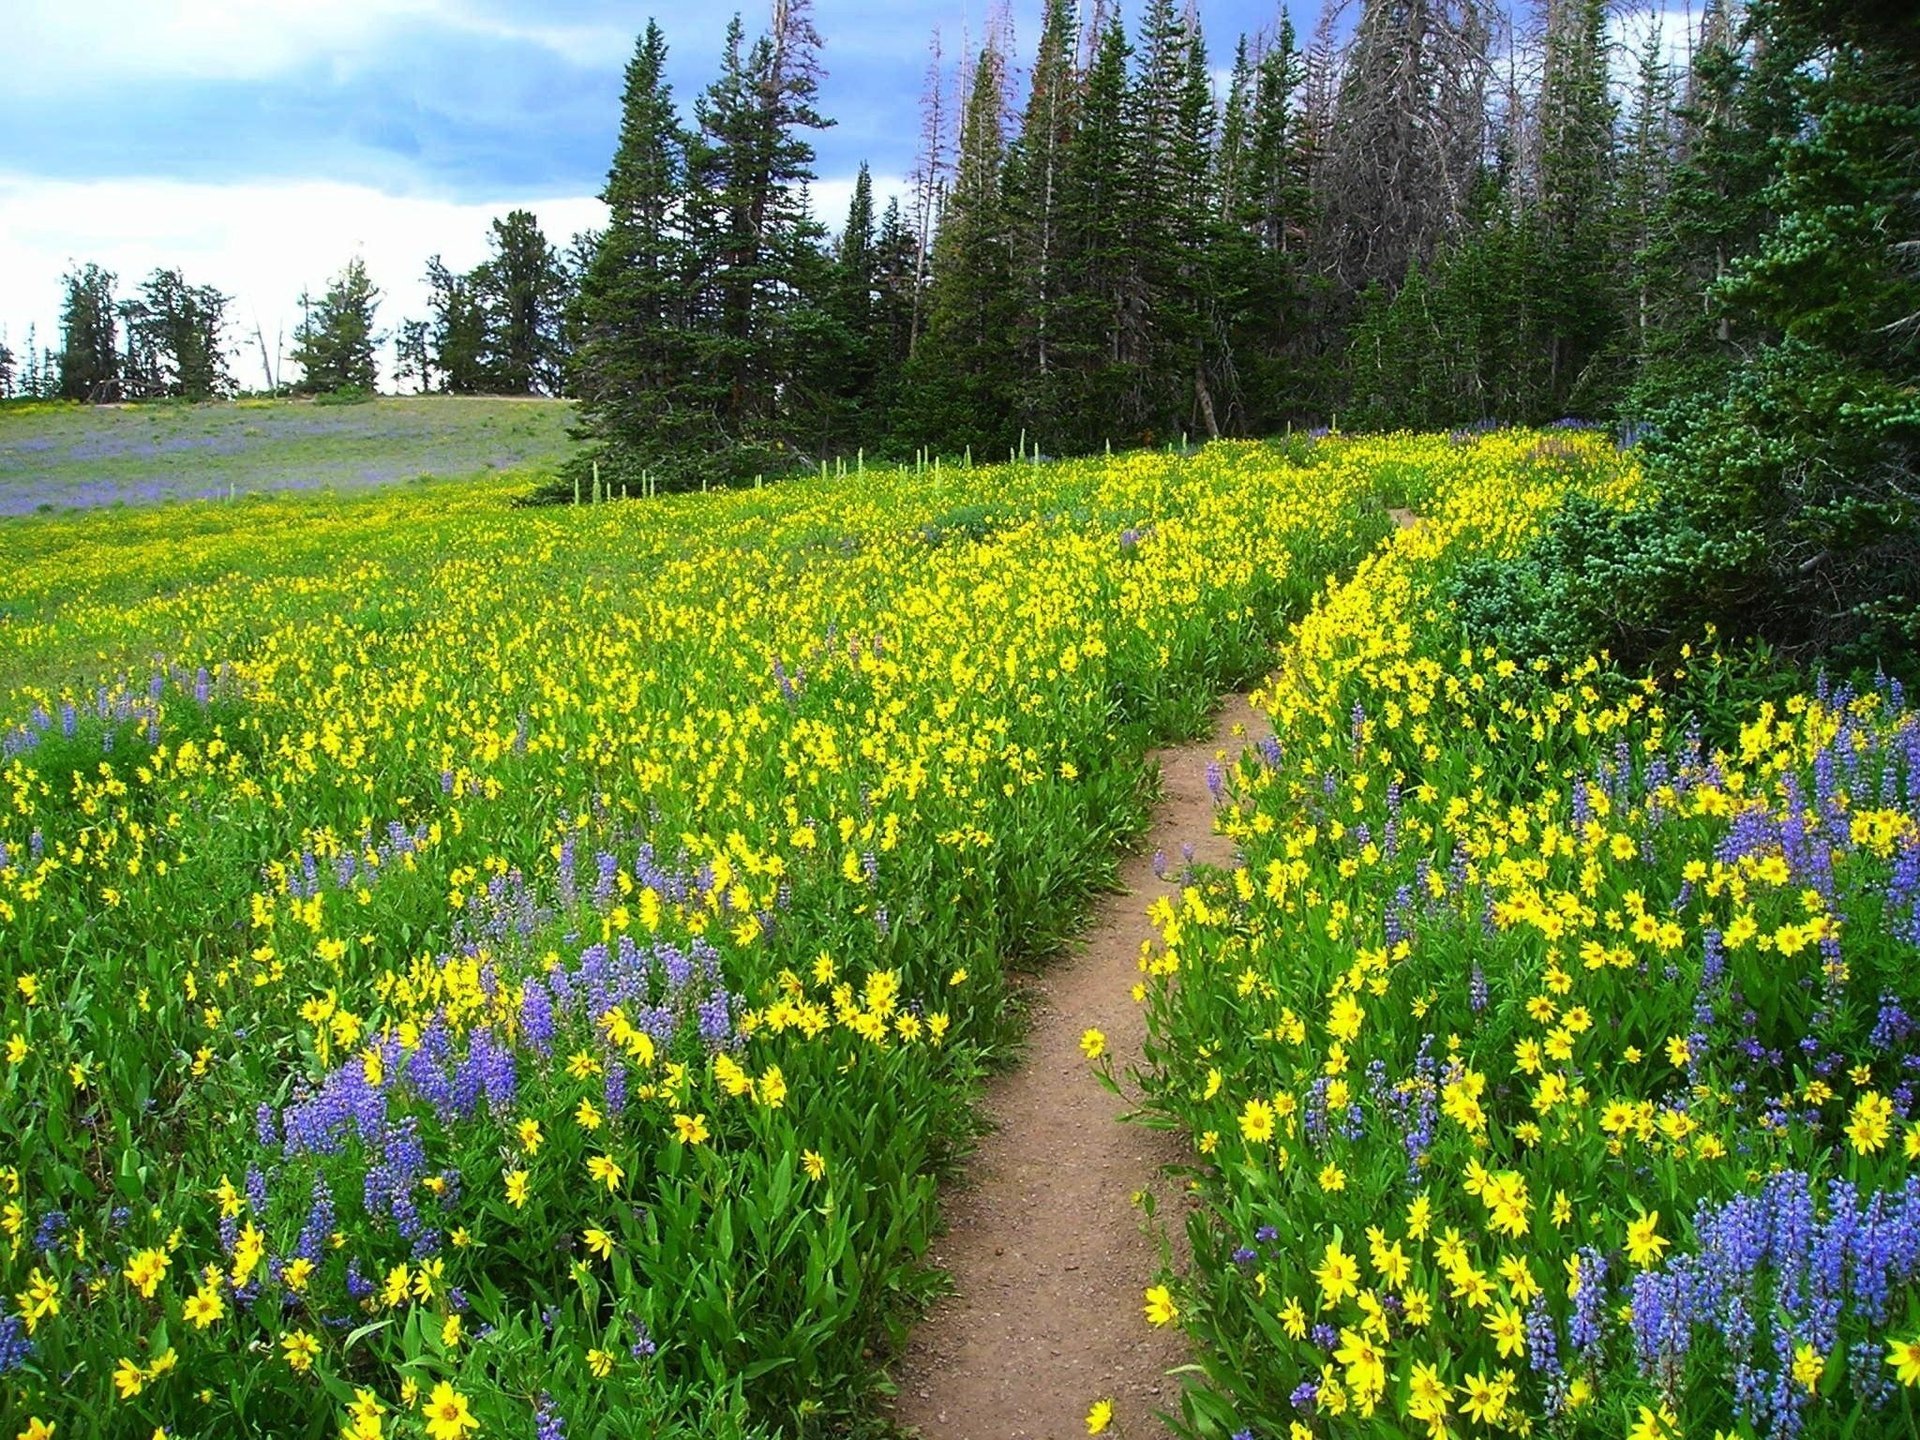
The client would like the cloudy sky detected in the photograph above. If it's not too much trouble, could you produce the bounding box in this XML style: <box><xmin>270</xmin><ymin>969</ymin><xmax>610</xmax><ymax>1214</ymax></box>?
<box><xmin>1</xmin><ymin>0</ymin><xmax>1302</xmax><ymax>389</ymax></box>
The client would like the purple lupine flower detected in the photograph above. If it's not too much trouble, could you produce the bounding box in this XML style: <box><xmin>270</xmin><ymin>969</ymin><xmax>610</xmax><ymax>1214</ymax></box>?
<box><xmin>0</xmin><ymin>1316</ymin><xmax>32</xmax><ymax>1374</ymax></box>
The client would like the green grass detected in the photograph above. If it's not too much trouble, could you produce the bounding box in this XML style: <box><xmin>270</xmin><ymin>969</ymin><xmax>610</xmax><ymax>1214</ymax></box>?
<box><xmin>0</xmin><ymin>396</ymin><xmax>577</xmax><ymax>516</ymax></box>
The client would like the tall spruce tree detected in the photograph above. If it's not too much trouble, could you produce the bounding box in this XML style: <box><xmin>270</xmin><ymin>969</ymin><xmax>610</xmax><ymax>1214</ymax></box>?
<box><xmin>476</xmin><ymin>210</ymin><xmax>570</xmax><ymax>394</ymax></box>
<box><xmin>1531</xmin><ymin>0</ymin><xmax>1619</xmax><ymax>415</ymax></box>
<box><xmin>290</xmin><ymin>257</ymin><xmax>382</xmax><ymax>394</ymax></box>
<box><xmin>570</xmin><ymin>20</ymin><xmax>707</xmax><ymax>485</ymax></box>
<box><xmin>127</xmin><ymin>268</ymin><xmax>231</xmax><ymax>400</ymax></box>
<box><xmin>681</xmin><ymin>2</ymin><xmax>836</xmax><ymax>475</ymax></box>
<box><xmin>423</xmin><ymin>257</ymin><xmax>490</xmax><ymax>394</ymax></box>
<box><xmin>1051</xmin><ymin>15</ymin><xmax>1136</xmax><ymax>452</ymax></box>
<box><xmin>58</xmin><ymin>264</ymin><xmax>120</xmax><ymax>403</ymax></box>
<box><xmin>1006</xmin><ymin>0</ymin><xmax>1080</xmax><ymax>444</ymax></box>
<box><xmin>899</xmin><ymin>44</ymin><xmax>1021</xmax><ymax>457</ymax></box>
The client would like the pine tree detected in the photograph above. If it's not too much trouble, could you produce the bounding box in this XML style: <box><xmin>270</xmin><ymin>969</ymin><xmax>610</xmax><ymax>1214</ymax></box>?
<box><xmin>1229</xmin><ymin>12</ymin><xmax>1322</xmax><ymax>427</ymax></box>
<box><xmin>58</xmin><ymin>264</ymin><xmax>120</xmax><ymax>403</ymax></box>
<box><xmin>1641</xmin><ymin>0</ymin><xmax>1920</xmax><ymax>661</ymax></box>
<box><xmin>569</xmin><ymin>20</ymin><xmax>709</xmax><ymax>485</ymax></box>
<box><xmin>394</xmin><ymin>320</ymin><xmax>432</xmax><ymax>394</ymax></box>
<box><xmin>290</xmin><ymin>257</ymin><xmax>382</xmax><ymax>394</ymax></box>
<box><xmin>0</xmin><ymin>333</ymin><xmax>13</xmax><ymax>400</ymax></box>
<box><xmin>898</xmin><ymin>42</ymin><xmax>1020</xmax><ymax>456</ymax></box>
<box><xmin>1531</xmin><ymin>0</ymin><xmax>1619</xmax><ymax>415</ymax></box>
<box><xmin>127</xmin><ymin>268</ymin><xmax>232</xmax><ymax>399</ymax></box>
<box><xmin>476</xmin><ymin>210</ymin><xmax>569</xmax><ymax>394</ymax></box>
<box><xmin>1050</xmin><ymin>14</ymin><xmax>1136</xmax><ymax>452</ymax></box>
<box><xmin>1005</xmin><ymin>0</ymin><xmax>1080</xmax><ymax>441</ymax></box>
<box><xmin>1631</xmin><ymin>0</ymin><xmax>1806</xmax><ymax>413</ymax></box>
<box><xmin>681</xmin><ymin>2</ymin><xmax>836</xmax><ymax>475</ymax></box>
<box><xmin>869</xmin><ymin>197</ymin><xmax>921</xmax><ymax>404</ymax></box>
<box><xmin>790</xmin><ymin>162</ymin><xmax>880</xmax><ymax>456</ymax></box>
<box><xmin>1617</xmin><ymin>16</ymin><xmax>1680</xmax><ymax>380</ymax></box>
<box><xmin>423</xmin><ymin>257</ymin><xmax>488</xmax><ymax>393</ymax></box>
<box><xmin>21</xmin><ymin>325</ymin><xmax>42</xmax><ymax>401</ymax></box>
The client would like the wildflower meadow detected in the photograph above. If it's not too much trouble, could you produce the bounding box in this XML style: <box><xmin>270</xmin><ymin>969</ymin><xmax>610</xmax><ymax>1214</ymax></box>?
<box><xmin>3</xmin><ymin>428</ymin><xmax>1917</xmax><ymax>1440</ymax></box>
<box><xmin>1128</xmin><ymin>433</ymin><xmax>1920</xmax><ymax>1439</ymax></box>
<box><xmin>0</xmin><ymin>439</ymin><xmax>1378</xmax><ymax>1438</ymax></box>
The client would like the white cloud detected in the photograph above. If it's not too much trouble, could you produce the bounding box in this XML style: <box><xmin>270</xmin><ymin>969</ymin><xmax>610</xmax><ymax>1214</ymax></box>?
<box><xmin>12</xmin><ymin>0</ymin><xmax>448</xmax><ymax>86</ymax></box>
<box><xmin>8</xmin><ymin>0</ymin><xmax>648</xmax><ymax>88</ymax></box>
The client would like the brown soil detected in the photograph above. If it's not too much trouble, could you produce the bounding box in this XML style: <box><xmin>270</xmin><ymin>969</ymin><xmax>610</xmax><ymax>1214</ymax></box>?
<box><xmin>890</xmin><ymin>697</ymin><xmax>1272</xmax><ymax>1440</ymax></box>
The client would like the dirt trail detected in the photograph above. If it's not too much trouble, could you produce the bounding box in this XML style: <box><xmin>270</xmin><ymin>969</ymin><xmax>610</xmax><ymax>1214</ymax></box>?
<box><xmin>891</xmin><ymin>697</ymin><xmax>1272</xmax><ymax>1440</ymax></box>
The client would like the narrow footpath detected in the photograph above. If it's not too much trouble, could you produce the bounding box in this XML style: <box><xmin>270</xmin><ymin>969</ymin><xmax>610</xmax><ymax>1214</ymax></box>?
<box><xmin>891</xmin><ymin>696</ymin><xmax>1272</xmax><ymax>1440</ymax></box>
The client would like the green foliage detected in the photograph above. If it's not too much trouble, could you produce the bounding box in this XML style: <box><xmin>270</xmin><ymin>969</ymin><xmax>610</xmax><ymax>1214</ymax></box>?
<box><xmin>291</xmin><ymin>257</ymin><xmax>383</xmax><ymax>396</ymax></box>
<box><xmin>1450</xmin><ymin>492</ymin><xmax>1734</xmax><ymax>672</ymax></box>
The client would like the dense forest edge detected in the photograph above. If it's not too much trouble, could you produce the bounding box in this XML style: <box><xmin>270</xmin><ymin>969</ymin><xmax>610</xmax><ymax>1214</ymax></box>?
<box><xmin>3</xmin><ymin>0</ymin><xmax>1916</xmax><ymax>678</ymax></box>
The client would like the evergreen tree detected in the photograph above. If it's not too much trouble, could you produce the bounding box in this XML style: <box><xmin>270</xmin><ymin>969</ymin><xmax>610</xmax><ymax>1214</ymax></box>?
<box><xmin>475</xmin><ymin>209</ymin><xmax>569</xmax><ymax>394</ymax></box>
<box><xmin>58</xmin><ymin>263</ymin><xmax>120</xmax><ymax>403</ymax></box>
<box><xmin>1226</xmin><ymin>13</ymin><xmax>1323</xmax><ymax>428</ymax></box>
<box><xmin>1050</xmin><ymin>15</ymin><xmax>1136</xmax><ymax>452</ymax></box>
<box><xmin>394</xmin><ymin>320</ymin><xmax>432</xmax><ymax>394</ymax></box>
<box><xmin>424</xmin><ymin>256</ymin><xmax>489</xmax><ymax>394</ymax></box>
<box><xmin>1617</xmin><ymin>14</ymin><xmax>1680</xmax><ymax>381</ymax></box>
<box><xmin>898</xmin><ymin>44</ymin><xmax>1021</xmax><ymax>456</ymax></box>
<box><xmin>21</xmin><ymin>325</ymin><xmax>42</xmax><ymax>401</ymax></box>
<box><xmin>1630</xmin><ymin>0</ymin><xmax>1805</xmax><ymax>413</ymax></box>
<box><xmin>868</xmin><ymin>197</ymin><xmax>921</xmax><ymax>407</ymax></box>
<box><xmin>130</xmin><ymin>268</ymin><xmax>232</xmax><ymax>400</ymax></box>
<box><xmin>681</xmin><ymin>1</ymin><xmax>836</xmax><ymax>476</ymax></box>
<box><xmin>0</xmin><ymin>333</ymin><xmax>13</xmax><ymax>400</ymax></box>
<box><xmin>290</xmin><ymin>256</ymin><xmax>382</xmax><ymax>394</ymax></box>
<box><xmin>569</xmin><ymin>20</ymin><xmax>708</xmax><ymax>485</ymax></box>
<box><xmin>1005</xmin><ymin>0</ymin><xmax>1080</xmax><ymax>442</ymax></box>
<box><xmin>812</xmin><ymin>162</ymin><xmax>880</xmax><ymax>451</ymax></box>
<box><xmin>1531</xmin><ymin>0</ymin><xmax>1619</xmax><ymax>415</ymax></box>
<box><xmin>117</xmin><ymin>291</ymin><xmax>165</xmax><ymax>401</ymax></box>
<box><xmin>1641</xmin><ymin>0</ymin><xmax>1920</xmax><ymax>662</ymax></box>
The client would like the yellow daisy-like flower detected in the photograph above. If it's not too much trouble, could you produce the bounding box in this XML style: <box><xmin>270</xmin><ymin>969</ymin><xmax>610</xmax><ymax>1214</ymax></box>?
<box><xmin>1792</xmin><ymin>1341</ymin><xmax>1824</xmax><ymax>1391</ymax></box>
<box><xmin>1886</xmin><ymin>1336</ymin><xmax>1920</xmax><ymax>1387</ymax></box>
<box><xmin>673</xmin><ymin>1112</ymin><xmax>710</xmax><ymax>1145</ymax></box>
<box><xmin>1627</xmin><ymin>1402</ymin><xmax>1681</xmax><ymax>1440</ymax></box>
<box><xmin>1239</xmin><ymin>1097</ymin><xmax>1275</xmax><ymax>1143</ymax></box>
<box><xmin>1143</xmin><ymin>1284</ymin><xmax>1178</xmax><ymax>1326</ymax></box>
<box><xmin>280</xmin><ymin>1329</ymin><xmax>320</xmax><ymax>1373</ymax></box>
<box><xmin>802</xmin><ymin>1149</ymin><xmax>827</xmax><ymax>1181</ymax></box>
<box><xmin>1624</xmin><ymin>1211</ymin><xmax>1670</xmax><ymax>1267</ymax></box>
<box><xmin>586</xmin><ymin>1153</ymin><xmax>625</xmax><ymax>1192</ymax></box>
<box><xmin>1080</xmin><ymin>1028</ymin><xmax>1107</xmax><ymax>1061</ymax></box>
<box><xmin>1085</xmin><ymin>1398</ymin><xmax>1114</xmax><ymax>1434</ymax></box>
<box><xmin>422</xmin><ymin>1381</ymin><xmax>478</xmax><ymax>1440</ymax></box>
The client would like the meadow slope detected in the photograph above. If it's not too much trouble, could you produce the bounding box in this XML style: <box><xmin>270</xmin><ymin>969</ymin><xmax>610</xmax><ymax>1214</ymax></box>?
<box><xmin>0</xmin><ymin>438</ymin><xmax>1385</xmax><ymax>1438</ymax></box>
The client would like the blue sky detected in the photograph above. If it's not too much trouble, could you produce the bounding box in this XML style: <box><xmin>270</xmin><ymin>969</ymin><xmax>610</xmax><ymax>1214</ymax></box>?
<box><xmin>0</xmin><ymin>1</ymin><xmax>1309</xmax><ymax>386</ymax></box>
<box><xmin>7</xmin><ymin>2</ymin><xmax>1306</xmax><ymax>205</ymax></box>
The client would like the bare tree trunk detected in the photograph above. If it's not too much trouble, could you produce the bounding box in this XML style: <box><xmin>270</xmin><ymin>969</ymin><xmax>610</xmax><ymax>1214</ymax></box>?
<box><xmin>1194</xmin><ymin>361</ymin><xmax>1221</xmax><ymax>440</ymax></box>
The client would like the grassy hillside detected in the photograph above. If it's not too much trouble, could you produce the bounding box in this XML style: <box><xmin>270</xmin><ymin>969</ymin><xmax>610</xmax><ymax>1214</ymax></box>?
<box><xmin>2</xmin><ymin>434</ymin><xmax>1916</xmax><ymax>1440</ymax></box>
<box><xmin>0</xmin><ymin>396</ymin><xmax>575</xmax><ymax>515</ymax></box>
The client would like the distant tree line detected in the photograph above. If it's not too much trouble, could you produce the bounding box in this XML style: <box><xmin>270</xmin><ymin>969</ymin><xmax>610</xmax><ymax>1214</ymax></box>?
<box><xmin>3</xmin><ymin>209</ymin><xmax>581</xmax><ymax>403</ymax></box>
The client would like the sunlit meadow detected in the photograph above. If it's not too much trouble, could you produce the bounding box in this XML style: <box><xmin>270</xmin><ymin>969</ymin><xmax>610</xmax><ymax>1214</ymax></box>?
<box><xmin>1127</xmin><ymin>433</ymin><xmax>1920</xmax><ymax>1440</ymax></box>
<box><xmin>0</xmin><ymin>437</ymin><xmax>1384</xmax><ymax>1438</ymax></box>
<box><xmin>6</xmin><ymin>427</ymin><xmax>1916</xmax><ymax>1440</ymax></box>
